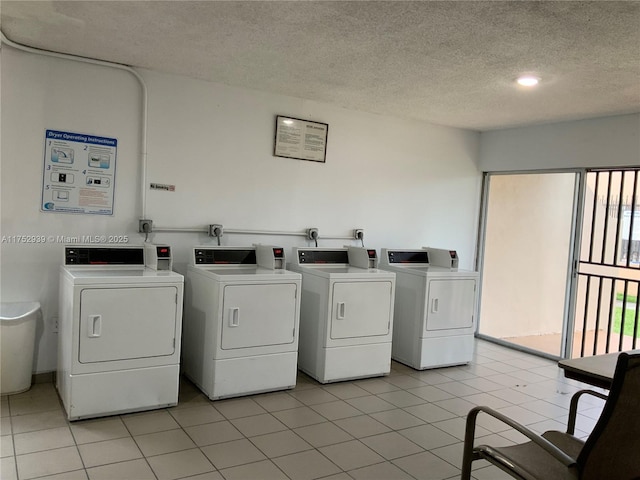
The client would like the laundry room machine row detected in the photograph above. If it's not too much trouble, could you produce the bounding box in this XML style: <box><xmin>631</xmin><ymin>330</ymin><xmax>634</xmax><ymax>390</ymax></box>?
<box><xmin>288</xmin><ymin>246</ymin><xmax>396</xmax><ymax>383</ymax></box>
<box><xmin>379</xmin><ymin>247</ymin><xmax>478</xmax><ymax>370</ymax></box>
<box><xmin>57</xmin><ymin>244</ymin><xmax>183</xmax><ymax>420</ymax></box>
<box><xmin>183</xmin><ymin>245</ymin><xmax>302</xmax><ymax>400</ymax></box>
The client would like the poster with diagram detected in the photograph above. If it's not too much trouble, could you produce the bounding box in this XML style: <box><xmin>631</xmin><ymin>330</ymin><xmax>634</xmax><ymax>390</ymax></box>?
<box><xmin>41</xmin><ymin>129</ymin><xmax>117</xmax><ymax>215</ymax></box>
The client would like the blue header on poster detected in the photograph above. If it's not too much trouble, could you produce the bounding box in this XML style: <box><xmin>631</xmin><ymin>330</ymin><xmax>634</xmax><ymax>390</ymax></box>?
<box><xmin>46</xmin><ymin>129</ymin><xmax>117</xmax><ymax>147</ymax></box>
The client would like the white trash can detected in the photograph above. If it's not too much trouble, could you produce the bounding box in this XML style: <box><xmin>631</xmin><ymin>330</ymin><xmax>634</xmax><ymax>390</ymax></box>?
<box><xmin>1</xmin><ymin>302</ymin><xmax>40</xmax><ymax>395</ymax></box>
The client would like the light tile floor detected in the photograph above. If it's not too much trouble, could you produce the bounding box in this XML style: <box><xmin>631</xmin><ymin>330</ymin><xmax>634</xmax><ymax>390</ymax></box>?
<box><xmin>0</xmin><ymin>340</ymin><xmax>607</xmax><ymax>480</ymax></box>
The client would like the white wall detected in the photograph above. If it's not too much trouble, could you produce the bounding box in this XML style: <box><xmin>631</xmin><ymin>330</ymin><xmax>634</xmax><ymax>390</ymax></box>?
<box><xmin>480</xmin><ymin>114</ymin><xmax>640</xmax><ymax>171</ymax></box>
<box><xmin>0</xmin><ymin>47</ymin><xmax>481</xmax><ymax>373</ymax></box>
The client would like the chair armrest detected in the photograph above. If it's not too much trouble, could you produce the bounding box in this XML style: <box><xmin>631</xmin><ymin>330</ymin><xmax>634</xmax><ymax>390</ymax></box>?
<box><xmin>567</xmin><ymin>389</ymin><xmax>608</xmax><ymax>435</ymax></box>
<box><xmin>464</xmin><ymin>406</ymin><xmax>577</xmax><ymax>467</ymax></box>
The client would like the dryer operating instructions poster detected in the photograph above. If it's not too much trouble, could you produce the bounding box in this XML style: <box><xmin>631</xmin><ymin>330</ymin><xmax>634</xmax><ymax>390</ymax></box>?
<box><xmin>41</xmin><ymin>129</ymin><xmax>117</xmax><ymax>215</ymax></box>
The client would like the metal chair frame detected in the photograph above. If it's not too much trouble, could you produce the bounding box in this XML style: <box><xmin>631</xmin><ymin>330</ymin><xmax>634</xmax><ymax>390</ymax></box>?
<box><xmin>461</xmin><ymin>351</ymin><xmax>639</xmax><ymax>480</ymax></box>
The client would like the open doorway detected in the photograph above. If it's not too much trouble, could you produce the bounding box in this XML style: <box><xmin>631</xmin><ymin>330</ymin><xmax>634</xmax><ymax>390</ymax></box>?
<box><xmin>477</xmin><ymin>172</ymin><xmax>578</xmax><ymax>358</ymax></box>
<box><xmin>478</xmin><ymin>169</ymin><xmax>640</xmax><ymax>359</ymax></box>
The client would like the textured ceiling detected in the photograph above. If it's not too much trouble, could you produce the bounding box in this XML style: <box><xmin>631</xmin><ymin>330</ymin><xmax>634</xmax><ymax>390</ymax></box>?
<box><xmin>1</xmin><ymin>1</ymin><xmax>639</xmax><ymax>131</ymax></box>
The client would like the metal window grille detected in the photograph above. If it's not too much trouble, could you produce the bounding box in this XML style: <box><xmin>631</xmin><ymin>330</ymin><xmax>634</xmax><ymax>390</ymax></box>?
<box><xmin>575</xmin><ymin>169</ymin><xmax>639</xmax><ymax>356</ymax></box>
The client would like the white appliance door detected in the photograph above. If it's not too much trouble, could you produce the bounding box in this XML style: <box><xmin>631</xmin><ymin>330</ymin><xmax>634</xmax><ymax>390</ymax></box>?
<box><xmin>221</xmin><ymin>283</ymin><xmax>297</xmax><ymax>350</ymax></box>
<box><xmin>330</xmin><ymin>282</ymin><xmax>392</xmax><ymax>339</ymax></box>
<box><xmin>79</xmin><ymin>286</ymin><xmax>178</xmax><ymax>363</ymax></box>
<box><xmin>425</xmin><ymin>279</ymin><xmax>476</xmax><ymax>331</ymax></box>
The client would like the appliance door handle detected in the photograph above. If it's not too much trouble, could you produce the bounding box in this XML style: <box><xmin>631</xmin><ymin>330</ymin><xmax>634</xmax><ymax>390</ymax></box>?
<box><xmin>88</xmin><ymin>314</ymin><xmax>101</xmax><ymax>337</ymax></box>
<box><xmin>431</xmin><ymin>298</ymin><xmax>439</xmax><ymax>313</ymax></box>
<box><xmin>229</xmin><ymin>307</ymin><xmax>240</xmax><ymax>327</ymax></box>
<box><xmin>337</xmin><ymin>302</ymin><xmax>346</xmax><ymax>320</ymax></box>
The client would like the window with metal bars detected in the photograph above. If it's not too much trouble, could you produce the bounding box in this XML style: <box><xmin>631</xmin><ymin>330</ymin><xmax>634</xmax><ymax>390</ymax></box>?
<box><xmin>574</xmin><ymin>169</ymin><xmax>640</xmax><ymax>357</ymax></box>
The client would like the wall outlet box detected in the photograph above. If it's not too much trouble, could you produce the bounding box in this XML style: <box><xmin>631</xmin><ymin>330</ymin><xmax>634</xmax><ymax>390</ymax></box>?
<box><xmin>139</xmin><ymin>219</ymin><xmax>153</xmax><ymax>233</ymax></box>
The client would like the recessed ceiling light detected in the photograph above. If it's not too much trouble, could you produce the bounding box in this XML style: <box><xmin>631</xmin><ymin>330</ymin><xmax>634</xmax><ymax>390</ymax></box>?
<box><xmin>516</xmin><ymin>75</ymin><xmax>540</xmax><ymax>87</ymax></box>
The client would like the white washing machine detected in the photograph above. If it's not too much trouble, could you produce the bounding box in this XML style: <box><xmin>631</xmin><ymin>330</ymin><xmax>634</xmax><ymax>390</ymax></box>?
<box><xmin>379</xmin><ymin>248</ymin><xmax>478</xmax><ymax>370</ymax></box>
<box><xmin>183</xmin><ymin>245</ymin><xmax>301</xmax><ymax>400</ymax></box>
<box><xmin>288</xmin><ymin>247</ymin><xmax>396</xmax><ymax>383</ymax></box>
<box><xmin>57</xmin><ymin>245</ymin><xmax>184</xmax><ymax>420</ymax></box>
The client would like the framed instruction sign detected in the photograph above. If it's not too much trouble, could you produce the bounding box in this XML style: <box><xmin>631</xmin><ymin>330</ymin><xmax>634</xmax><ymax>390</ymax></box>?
<box><xmin>274</xmin><ymin>115</ymin><xmax>328</xmax><ymax>163</ymax></box>
<box><xmin>41</xmin><ymin>129</ymin><xmax>117</xmax><ymax>215</ymax></box>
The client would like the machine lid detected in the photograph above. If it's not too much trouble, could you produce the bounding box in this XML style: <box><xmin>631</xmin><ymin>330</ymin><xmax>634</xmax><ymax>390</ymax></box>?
<box><xmin>65</xmin><ymin>246</ymin><xmax>145</xmax><ymax>266</ymax></box>
<box><xmin>312</xmin><ymin>266</ymin><xmax>392</xmax><ymax>274</ymax></box>
<box><xmin>291</xmin><ymin>265</ymin><xmax>395</xmax><ymax>279</ymax></box>
<box><xmin>194</xmin><ymin>248</ymin><xmax>257</xmax><ymax>265</ymax></box>
<box><xmin>188</xmin><ymin>264</ymin><xmax>301</xmax><ymax>281</ymax></box>
<box><xmin>383</xmin><ymin>264</ymin><xmax>477</xmax><ymax>277</ymax></box>
<box><xmin>61</xmin><ymin>267</ymin><xmax>184</xmax><ymax>284</ymax></box>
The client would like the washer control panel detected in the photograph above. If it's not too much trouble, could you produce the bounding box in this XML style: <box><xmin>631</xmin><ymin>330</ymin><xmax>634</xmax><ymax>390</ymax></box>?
<box><xmin>385</xmin><ymin>250</ymin><xmax>430</xmax><ymax>265</ymax></box>
<box><xmin>193</xmin><ymin>248</ymin><xmax>257</xmax><ymax>265</ymax></box>
<box><xmin>297</xmin><ymin>249</ymin><xmax>349</xmax><ymax>265</ymax></box>
<box><xmin>64</xmin><ymin>246</ymin><xmax>144</xmax><ymax>266</ymax></box>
